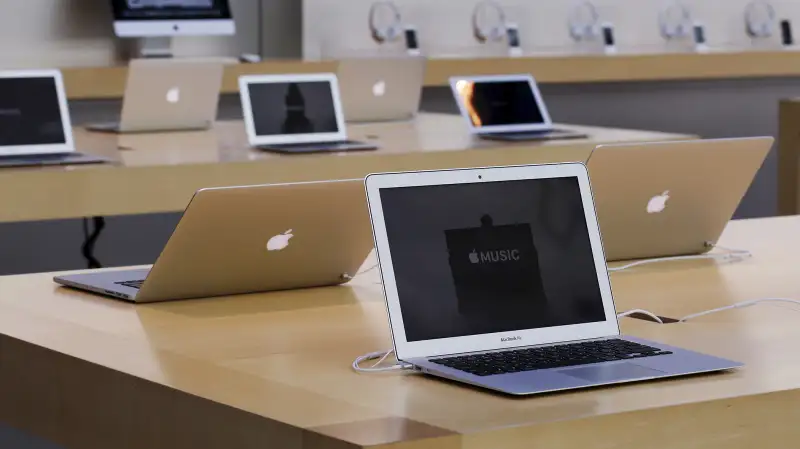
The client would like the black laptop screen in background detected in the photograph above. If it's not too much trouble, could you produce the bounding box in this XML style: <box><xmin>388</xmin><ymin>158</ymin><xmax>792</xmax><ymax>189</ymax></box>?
<box><xmin>0</xmin><ymin>77</ymin><xmax>66</xmax><ymax>147</ymax></box>
<box><xmin>379</xmin><ymin>177</ymin><xmax>606</xmax><ymax>342</ymax></box>
<box><xmin>110</xmin><ymin>0</ymin><xmax>233</xmax><ymax>21</ymax></box>
<box><xmin>457</xmin><ymin>80</ymin><xmax>545</xmax><ymax>127</ymax></box>
<box><xmin>248</xmin><ymin>81</ymin><xmax>340</xmax><ymax>136</ymax></box>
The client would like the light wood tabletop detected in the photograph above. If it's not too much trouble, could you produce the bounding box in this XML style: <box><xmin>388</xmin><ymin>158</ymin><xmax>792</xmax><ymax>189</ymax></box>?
<box><xmin>0</xmin><ymin>216</ymin><xmax>799</xmax><ymax>449</ymax></box>
<box><xmin>0</xmin><ymin>113</ymin><xmax>693</xmax><ymax>223</ymax></box>
<box><xmin>63</xmin><ymin>52</ymin><xmax>800</xmax><ymax>100</ymax></box>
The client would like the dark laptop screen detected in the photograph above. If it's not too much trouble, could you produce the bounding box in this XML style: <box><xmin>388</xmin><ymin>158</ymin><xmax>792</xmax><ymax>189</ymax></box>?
<box><xmin>454</xmin><ymin>80</ymin><xmax>546</xmax><ymax>127</ymax></box>
<box><xmin>110</xmin><ymin>0</ymin><xmax>233</xmax><ymax>21</ymax></box>
<box><xmin>379</xmin><ymin>177</ymin><xmax>605</xmax><ymax>342</ymax></box>
<box><xmin>248</xmin><ymin>81</ymin><xmax>339</xmax><ymax>136</ymax></box>
<box><xmin>0</xmin><ymin>77</ymin><xmax>66</xmax><ymax>147</ymax></box>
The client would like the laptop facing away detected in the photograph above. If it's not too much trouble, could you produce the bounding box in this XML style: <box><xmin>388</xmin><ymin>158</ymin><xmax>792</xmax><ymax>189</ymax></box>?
<box><xmin>87</xmin><ymin>59</ymin><xmax>224</xmax><ymax>133</ymax></box>
<box><xmin>449</xmin><ymin>74</ymin><xmax>587</xmax><ymax>142</ymax></box>
<box><xmin>0</xmin><ymin>70</ymin><xmax>108</xmax><ymax>168</ymax></box>
<box><xmin>587</xmin><ymin>137</ymin><xmax>773</xmax><ymax>261</ymax></box>
<box><xmin>337</xmin><ymin>56</ymin><xmax>426</xmax><ymax>123</ymax></box>
<box><xmin>238</xmin><ymin>73</ymin><xmax>378</xmax><ymax>153</ymax></box>
<box><xmin>55</xmin><ymin>179</ymin><xmax>374</xmax><ymax>303</ymax></box>
<box><xmin>365</xmin><ymin>164</ymin><xmax>740</xmax><ymax>396</ymax></box>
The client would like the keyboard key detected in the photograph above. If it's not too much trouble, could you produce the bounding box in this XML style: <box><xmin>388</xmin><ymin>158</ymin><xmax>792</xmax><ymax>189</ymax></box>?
<box><xmin>430</xmin><ymin>339</ymin><xmax>669</xmax><ymax>377</ymax></box>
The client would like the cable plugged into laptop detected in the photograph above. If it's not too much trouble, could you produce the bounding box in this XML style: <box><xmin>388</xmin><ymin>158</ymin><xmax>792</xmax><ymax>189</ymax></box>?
<box><xmin>607</xmin><ymin>242</ymin><xmax>751</xmax><ymax>273</ymax></box>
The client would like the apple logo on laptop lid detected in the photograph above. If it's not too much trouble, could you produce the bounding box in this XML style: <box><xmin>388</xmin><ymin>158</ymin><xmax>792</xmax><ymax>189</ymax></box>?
<box><xmin>166</xmin><ymin>87</ymin><xmax>180</xmax><ymax>104</ymax></box>
<box><xmin>267</xmin><ymin>229</ymin><xmax>293</xmax><ymax>251</ymax></box>
<box><xmin>372</xmin><ymin>80</ymin><xmax>386</xmax><ymax>97</ymax></box>
<box><xmin>647</xmin><ymin>191</ymin><xmax>670</xmax><ymax>214</ymax></box>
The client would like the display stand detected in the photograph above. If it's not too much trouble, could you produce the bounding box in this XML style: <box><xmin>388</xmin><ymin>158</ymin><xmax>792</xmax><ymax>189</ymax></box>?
<box><xmin>131</xmin><ymin>37</ymin><xmax>174</xmax><ymax>59</ymax></box>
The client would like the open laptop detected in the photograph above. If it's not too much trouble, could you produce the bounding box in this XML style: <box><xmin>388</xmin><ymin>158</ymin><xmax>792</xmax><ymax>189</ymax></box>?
<box><xmin>365</xmin><ymin>164</ymin><xmax>740</xmax><ymax>396</ymax></box>
<box><xmin>337</xmin><ymin>56</ymin><xmax>426</xmax><ymax>123</ymax></box>
<box><xmin>587</xmin><ymin>137</ymin><xmax>773</xmax><ymax>261</ymax></box>
<box><xmin>0</xmin><ymin>70</ymin><xmax>108</xmax><ymax>168</ymax></box>
<box><xmin>54</xmin><ymin>179</ymin><xmax>374</xmax><ymax>303</ymax></box>
<box><xmin>238</xmin><ymin>73</ymin><xmax>378</xmax><ymax>153</ymax></box>
<box><xmin>87</xmin><ymin>59</ymin><xmax>224</xmax><ymax>133</ymax></box>
<box><xmin>449</xmin><ymin>74</ymin><xmax>587</xmax><ymax>142</ymax></box>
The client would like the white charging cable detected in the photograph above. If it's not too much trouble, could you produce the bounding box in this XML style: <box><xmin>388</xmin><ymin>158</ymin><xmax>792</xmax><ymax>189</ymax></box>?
<box><xmin>617</xmin><ymin>309</ymin><xmax>665</xmax><ymax>324</ymax></box>
<box><xmin>607</xmin><ymin>243</ymin><xmax>751</xmax><ymax>273</ymax></box>
<box><xmin>678</xmin><ymin>298</ymin><xmax>800</xmax><ymax>322</ymax></box>
<box><xmin>352</xmin><ymin>349</ymin><xmax>412</xmax><ymax>373</ymax></box>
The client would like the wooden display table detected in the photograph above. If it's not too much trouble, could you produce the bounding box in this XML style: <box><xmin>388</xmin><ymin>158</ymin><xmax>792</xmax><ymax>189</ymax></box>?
<box><xmin>63</xmin><ymin>51</ymin><xmax>800</xmax><ymax>100</ymax></box>
<box><xmin>0</xmin><ymin>216</ymin><xmax>798</xmax><ymax>449</ymax></box>
<box><xmin>0</xmin><ymin>113</ymin><xmax>692</xmax><ymax>223</ymax></box>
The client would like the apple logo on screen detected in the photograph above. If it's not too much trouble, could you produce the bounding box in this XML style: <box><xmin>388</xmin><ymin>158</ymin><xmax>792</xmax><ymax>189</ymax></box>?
<box><xmin>267</xmin><ymin>229</ymin><xmax>294</xmax><ymax>251</ymax></box>
<box><xmin>469</xmin><ymin>250</ymin><xmax>479</xmax><ymax>264</ymax></box>
<box><xmin>372</xmin><ymin>80</ymin><xmax>387</xmax><ymax>97</ymax></box>
<box><xmin>166</xmin><ymin>87</ymin><xmax>181</xmax><ymax>104</ymax></box>
<box><xmin>646</xmin><ymin>191</ymin><xmax>670</xmax><ymax>214</ymax></box>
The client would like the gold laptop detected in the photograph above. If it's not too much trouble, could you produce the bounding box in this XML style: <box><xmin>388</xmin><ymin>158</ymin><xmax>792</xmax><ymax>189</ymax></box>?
<box><xmin>54</xmin><ymin>179</ymin><xmax>374</xmax><ymax>302</ymax></box>
<box><xmin>87</xmin><ymin>59</ymin><xmax>224</xmax><ymax>133</ymax></box>
<box><xmin>586</xmin><ymin>137</ymin><xmax>773</xmax><ymax>261</ymax></box>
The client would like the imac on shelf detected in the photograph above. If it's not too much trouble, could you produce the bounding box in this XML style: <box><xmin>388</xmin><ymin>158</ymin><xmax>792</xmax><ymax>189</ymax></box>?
<box><xmin>110</xmin><ymin>0</ymin><xmax>236</xmax><ymax>58</ymax></box>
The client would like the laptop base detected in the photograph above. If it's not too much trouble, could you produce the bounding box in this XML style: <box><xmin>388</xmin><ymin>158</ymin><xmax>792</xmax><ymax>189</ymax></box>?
<box><xmin>479</xmin><ymin>129</ymin><xmax>589</xmax><ymax>142</ymax></box>
<box><xmin>411</xmin><ymin>335</ymin><xmax>741</xmax><ymax>396</ymax></box>
<box><xmin>256</xmin><ymin>140</ymin><xmax>378</xmax><ymax>154</ymax></box>
<box><xmin>0</xmin><ymin>152</ymin><xmax>109</xmax><ymax>168</ymax></box>
<box><xmin>86</xmin><ymin>122</ymin><xmax>212</xmax><ymax>134</ymax></box>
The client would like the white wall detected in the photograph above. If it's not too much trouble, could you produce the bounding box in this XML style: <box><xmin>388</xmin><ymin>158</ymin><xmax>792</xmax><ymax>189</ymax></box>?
<box><xmin>302</xmin><ymin>0</ymin><xmax>800</xmax><ymax>59</ymax></box>
<box><xmin>0</xmin><ymin>0</ymin><xmax>266</xmax><ymax>69</ymax></box>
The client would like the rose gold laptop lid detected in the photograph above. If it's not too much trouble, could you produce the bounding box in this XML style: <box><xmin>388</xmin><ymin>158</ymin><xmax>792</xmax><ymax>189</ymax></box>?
<box><xmin>136</xmin><ymin>179</ymin><xmax>374</xmax><ymax>302</ymax></box>
<box><xmin>586</xmin><ymin>137</ymin><xmax>773</xmax><ymax>261</ymax></box>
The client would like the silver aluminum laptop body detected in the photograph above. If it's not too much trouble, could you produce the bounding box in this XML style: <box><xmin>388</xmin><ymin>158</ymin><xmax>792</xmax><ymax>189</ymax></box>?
<box><xmin>88</xmin><ymin>59</ymin><xmax>223</xmax><ymax>133</ymax></box>
<box><xmin>364</xmin><ymin>163</ymin><xmax>741</xmax><ymax>396</ymax></box>
<box><xmin>54</xmin><ymin>179</ymin><xmax>374</xmax><ymax>303</ymax></box>
<box><xmin>338</xmin><ymin>56</ymin><xmax>426</xmax><ymax>123</ymax></box>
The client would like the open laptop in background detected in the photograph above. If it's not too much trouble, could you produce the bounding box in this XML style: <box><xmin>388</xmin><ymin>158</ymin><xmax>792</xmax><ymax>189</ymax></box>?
<box><xmin>54</xmin><ymin>179</ymin><xmax>374</xmax><ymax>303</ymax></box>
<box><xmin>338</xmin><ymin>56</ymin><xmax>426</xmax><ymax>123</ymax></box>
<box><xmin>0</xmin><ymin>70</ymin><xmax>108</xmax><ymax>168</ymax></box>
<box><xmin>87</xmin><ymin>59</ymin><xmax>224</xmax><ymax>133</ymax></box>
<box><xmin>587</xmin><ymin>137</ymin><xmax>773</xmax><ymax>261</ymax></box>
<box><xmin>449</xmin><ymin>74</ymin><xmax>587</xmax><ymax>142</ymax></box>
<box><xmin>364</xmin><ymin>163</ymin><xmax>740</xmax><ymax>396</ymax></box>
<box><xmin>239</xmin><ymin>73</ymin><xmax>378</xmax><ymax>153</ymax></box>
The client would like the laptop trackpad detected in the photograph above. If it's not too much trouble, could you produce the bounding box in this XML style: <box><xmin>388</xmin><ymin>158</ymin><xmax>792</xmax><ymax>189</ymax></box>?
<box><xmin>559</xmin><ymin>363</ymin><xmax>666</xmax><ymax>383</ymax></box>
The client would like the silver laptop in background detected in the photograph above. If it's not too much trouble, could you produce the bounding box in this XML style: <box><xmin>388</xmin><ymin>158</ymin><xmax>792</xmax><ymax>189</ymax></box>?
<box><xmin>338</xmin><ymin>57</ymin><xmax>425</xmax><ymax>123</ymax></box>
<box><xmin>365</xmin><ymin>163</ymin><xmax>741</xmax><ymax>396</ymax></box>
<box><xmin>87</xmin><ymin>59</ymin><xmax>224</xmax><ymax>133</ymax></box>
<box><xmin>0</xmin><ymin>70</ymin><xmax>108</xmax><ymax>168</ymax></box>
<box><xmin>54</xmin><ymin>179</ymin><xmax>374</xmax><ymax>303</ymax></box>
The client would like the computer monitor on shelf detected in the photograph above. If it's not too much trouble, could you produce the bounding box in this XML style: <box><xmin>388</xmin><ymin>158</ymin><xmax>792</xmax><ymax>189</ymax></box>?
<box><xmin>110</xmin><ymin>0</ymin><xmax>236</xmax><ymax>57</ymax></box>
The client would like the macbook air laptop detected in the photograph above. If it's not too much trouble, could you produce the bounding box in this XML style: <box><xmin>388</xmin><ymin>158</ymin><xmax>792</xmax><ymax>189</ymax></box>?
<box><xmin>87</xmin><ymin>59</ymin><xmax>223</xmax><ymax>133</ymax></box>
<box><xmin>55</xmin><ymin>179</ymin><xmax>374</xmax><ymax>303</ymax></box>
<box><xmin>449</xmin><ymin>74</ymin><xmax>587</xmax><ymax>142</ymax></box>
<box><xmin>338</xmin><ymin>56</ymin><xmax>426</xmax><ymax>123</ymax></box>
<box><xmin>0</xmin><ymin>70</ymin><xmax>108</xmax><ymax>168</ymax></box>
<box><xmin>365</xmin><ymin>163</ymin><xmax>740</xmax><ymax>396</ymax></box>
<box><xmin>239</xmin><ymin>73</ymin><xmax>378</xmax><ymax>153</ymax></box>
<box><xmin>587</xmin><ymin>137</ymin><xmax>773</xmax><ymax>261</ymax></box>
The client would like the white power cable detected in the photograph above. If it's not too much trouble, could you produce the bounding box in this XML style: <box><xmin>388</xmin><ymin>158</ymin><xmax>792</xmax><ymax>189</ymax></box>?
<box><xmin>616</xmin><ymin>309</ymin><xmax>664</xmax><ymax>324</ymax></box>
<box><xmin>352</xmin><ymin>349</ymin><xmax>412</xmax><ymax>373</ymax></box>
<box><xmin>678</xmin><ymin>298</ymin><xmax>800</xmax><ymax>322</ymax></box>
<box><xmin>608</xmin><ymin>244</ymin><xmax>751</xmax><ymax>273</ymax></box>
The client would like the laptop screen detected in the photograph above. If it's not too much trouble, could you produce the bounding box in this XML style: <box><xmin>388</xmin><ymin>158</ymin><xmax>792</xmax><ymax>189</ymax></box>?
<box><xmin>248</xmin><ymin>81</ymin><xmax>340</xmax><ymax>137</ymax></box>
<box><xmin>110</xmin><ymin>0</ymin><xmax>233</xmax><ymax>21</ymax></box>
<box><xmin>378</xmin><ymin>177</ymin><xmax>605</xmax><ymax>342</ymax></box>
<box><xmin>0</xmin><ymin>76</ymin><xmax>66</xmax><ymax>147</ymax></box>
<box><xmin>453</xmin><ymin>79</ymin><xmax>549</xmax><ymax>129</ymax></box>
